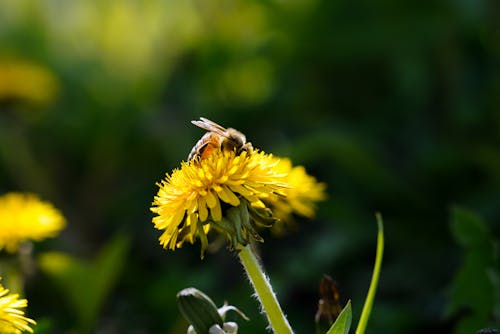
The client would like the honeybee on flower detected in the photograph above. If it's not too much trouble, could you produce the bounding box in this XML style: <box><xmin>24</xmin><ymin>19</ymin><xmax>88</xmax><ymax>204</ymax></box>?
<box><xmin>188</xmin><ymin>117</ymin><xmax>253</xmax><ymax>161</ymax></box>
<box><xmin>151</xmin><ymin>118</ymin><xmax>325</xmax><ymax>257</ymax></box>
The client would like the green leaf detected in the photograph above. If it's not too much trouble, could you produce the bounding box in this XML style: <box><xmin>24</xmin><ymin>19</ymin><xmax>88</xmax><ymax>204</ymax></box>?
<box><xmin>38</xmin><ymin>234</ymin><xmax>130</xmax><ymax>334</ymax></box>
<box><xmin>325</xmin><ymin>300</ymin><xmax>352</xmax><ymax>334</ymax></box>
<box><xmin>447</xmin><ymin>207</ymin><xmax>498</xmax><ymax>334</ymax></box>
<box><xmin>30</xmin><ymin>317</ymin><xmax>53</xmax><ymax>334</ymax></box>
<box><xmin>450</xmin><ymin>206</ymin><xmax>489</xmax><ymax>247</ymax></box>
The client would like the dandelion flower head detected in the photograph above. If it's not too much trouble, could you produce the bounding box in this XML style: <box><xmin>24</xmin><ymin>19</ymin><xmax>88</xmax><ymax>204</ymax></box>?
<box><xmin>151</xmin><ymin>118</ymin><xmax>326</xmax><ymax>257</ymax></box>
<box><xmin>266</xmin><ymin>157</ymin><xmax>326</xmax><ymax>234</ymax></box>
<box><xmin>0</xmin><ymin>278</ymin><xmax>36</xmax><ymax>333</ymax></box>
<box><xmin>0</xmin><ymin>192</ymin><xmax>66</xmax><ymax>252</ymax></box>
<box><xmin>0</xmin><ymin>58</ymin><xmax>59</xmax><ymax>106</ymax></box>
<box><xmin>151</xmin><ymin>149</ymin><xmax>288</xmax><ymax>257</ymax></box>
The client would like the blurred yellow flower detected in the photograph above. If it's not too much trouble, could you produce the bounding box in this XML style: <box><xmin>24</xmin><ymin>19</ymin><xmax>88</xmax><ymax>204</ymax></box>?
<box><xmin>0</xmin><ymin>278</ymin><xmax>36</xmax><ymax>334</ymax></box>
<box><xmin>0</xmin><ymin>193</ymin><xmax>66</xmax><ymax>252</ymax></box>
<box><xmin>266</xmin><ymin>158</ymin><xmax>326</xmax><ymax>234</ymax></box>
<box><xmin>151</xmin><ymin>150</ymin><xmax>288</xmax><ymax>257</ymax></box>
<box><xmin>0</xmin><ymin>59</ymin><xmax>59</xmax><ymax>106</ymax></box>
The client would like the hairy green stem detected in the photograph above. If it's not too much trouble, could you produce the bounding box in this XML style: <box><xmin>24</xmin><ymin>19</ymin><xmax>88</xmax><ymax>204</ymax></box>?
<box><xmin>237</xmin><ymin>244</ymin><xmax>294</xmax><ymax>334</ymax></box>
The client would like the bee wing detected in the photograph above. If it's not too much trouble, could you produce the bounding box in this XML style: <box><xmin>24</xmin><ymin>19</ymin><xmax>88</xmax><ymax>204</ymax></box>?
<box><xmin>191</xmin><ymin>117</ymin><xmax>228</xmax><ymax>136</ymax></box>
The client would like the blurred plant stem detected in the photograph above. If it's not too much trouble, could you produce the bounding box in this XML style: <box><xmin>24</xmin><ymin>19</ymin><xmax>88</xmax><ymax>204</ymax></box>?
<box><xmin>237</xmin><ymin>244</ymin><xmax>294</xmax><ymax>334</ymax></box>
<box><xmin>0</xmin><ymin>260</ymin><xmax>23</xmax><ymax>296</ymax></box>
<box><xmin>0</xmin><ymin>242</ymin><xmax>34</xmax><ymax>296</ymax></box>
<box><xmin>0</xmin><ymin>115</ymin><xmax>55</xmax><ymax>199</ymax></box>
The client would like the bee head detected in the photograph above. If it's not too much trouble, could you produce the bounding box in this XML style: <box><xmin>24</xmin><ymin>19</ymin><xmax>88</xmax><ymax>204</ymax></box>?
<box><xmin>222</xmin><ymin>128</ymin><xmax>247</xmax><ymax>153</ymax></box>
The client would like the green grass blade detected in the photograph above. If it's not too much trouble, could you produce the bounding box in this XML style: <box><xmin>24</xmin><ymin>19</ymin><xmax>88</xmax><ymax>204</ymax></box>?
<box><xmin>355</xmin><ymin>213</ymin><xmax>384</xmax><ymax>334</ymax></box>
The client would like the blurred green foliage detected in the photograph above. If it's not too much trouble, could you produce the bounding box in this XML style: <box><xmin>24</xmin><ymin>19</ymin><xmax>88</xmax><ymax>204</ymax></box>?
<box><xmin>38</xmin><ymin>234</ymin><xmax>129</xmax><ymax>333</ymax></box>
<box><xmin>0</xmin><ymin>0</ymin><xmax>499</xmax><ymax>333</ymax></box>
<box><xmin>447</xmin><ymin>207</ymin><xmax>499</xmax><ymax>334</ymax></box>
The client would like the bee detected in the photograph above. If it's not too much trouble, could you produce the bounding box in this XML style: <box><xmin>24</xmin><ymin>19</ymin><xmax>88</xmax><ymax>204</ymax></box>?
<box><xmin>188</xmin><ymin>117</ymin><xmax>253</xmax><ymax>161</ymax></box>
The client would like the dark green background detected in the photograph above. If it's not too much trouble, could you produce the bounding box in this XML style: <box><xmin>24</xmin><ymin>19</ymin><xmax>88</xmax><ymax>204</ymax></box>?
<box><xmin>1</xmin><ymin>1</ymin><xmax>499</xmax><ymax>333</ymax></box>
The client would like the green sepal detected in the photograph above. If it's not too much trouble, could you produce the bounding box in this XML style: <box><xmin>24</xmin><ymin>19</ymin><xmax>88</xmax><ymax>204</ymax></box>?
<box><xmin>210</xmin><ymin>202</ymin><xmax>267</xmax><ymax>252</ymax></box>
<box><xmin>218</xmin><ymin>303</ymin><xmax>250</xmax><ymax>321</ymax></box>
<box><xmin>247</xmin><ymin>203</ymin><xmax>278</xmax><ymax>227</ymax></box>
<box><xmin>198</xmin><ymin>225</ymin><xmax>209</xmax><ymax>259</ymax></box>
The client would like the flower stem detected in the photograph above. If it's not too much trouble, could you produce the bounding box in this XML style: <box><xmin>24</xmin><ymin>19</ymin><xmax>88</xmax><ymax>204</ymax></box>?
<box><xmin>237</xmin><ymin>244</ymin><xmax>294</xmax><ymax>334</ymax></box>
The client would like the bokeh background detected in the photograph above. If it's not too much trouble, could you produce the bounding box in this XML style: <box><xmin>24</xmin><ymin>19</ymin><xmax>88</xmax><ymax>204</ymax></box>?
<box><xmin>1</xmin><ymin>0</ymin><xmax>499</xmax><ymax>333</ymax></box>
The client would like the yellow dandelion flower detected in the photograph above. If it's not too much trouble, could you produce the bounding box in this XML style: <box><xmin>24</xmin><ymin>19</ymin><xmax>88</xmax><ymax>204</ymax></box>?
<box><xmin>0</xmin><ymin>278</ymin><xmax>36</xmax><ymax>334</ymax></box>
<box><xmin>266</xmin><ymin>157</ymin><xmax>326</xmax><ymax>234</ymax></box>
<box><xmin>151</xmin><ymin>150</ymin><xmax>288</xmax><ymax>257</ymax></box>
<box><xmin>0</xmin><ymin>59</ymin><xmax>59</xmax><ymax>106</ymax></box>
<box><xmin>0</xmin><ymin>193</ymin><xmax>66</xmax><ymax>253</ymax></box>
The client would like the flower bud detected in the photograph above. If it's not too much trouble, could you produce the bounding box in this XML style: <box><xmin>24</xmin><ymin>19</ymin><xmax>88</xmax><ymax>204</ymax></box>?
<box><xmin>177</xmin><ymin>288</ymin><xmax>223</xmax><ymax>334</ymax></box>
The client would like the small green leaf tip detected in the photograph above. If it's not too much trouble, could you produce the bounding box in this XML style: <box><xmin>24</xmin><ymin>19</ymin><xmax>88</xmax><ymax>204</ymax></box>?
<box><xmin>177</xmin><ymin>288</ymin><xmax>223</xmax><ymax>334</ymax></box>
<box><xmin>325</xmin><ymin>300</ymin><xmax>352</xmax><ymax>334</ymax></box>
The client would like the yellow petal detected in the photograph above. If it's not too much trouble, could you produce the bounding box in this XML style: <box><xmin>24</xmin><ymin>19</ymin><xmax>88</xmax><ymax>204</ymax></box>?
<box><xmin>206</xmin><ymin>190</ymin><xmax>217</xmax><ymax>208</ymax></box>
<box><xmin>209</xmin><ymin>196</ymin><xmax>222</xmax><ymax>221</ymax></box>
<box><xmin>217</xmin><ymin>186</ymin><xmax>240</xmax><ymax>206</ymax></box>
<box><xmin>229</xmin><ymin>184</ymin><xmax>253</xmax><ymax>197</ymax></box>
<box><xmin>198</xmin><ymin>197</ymin><xmax>208</xmax><ymax>222</ymax></box>
<box><xmin>188</xmin><ymin>213</ymin><xmax>199</xmax><ymax>243</ymax></box>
